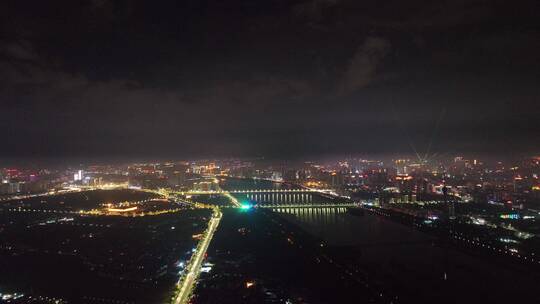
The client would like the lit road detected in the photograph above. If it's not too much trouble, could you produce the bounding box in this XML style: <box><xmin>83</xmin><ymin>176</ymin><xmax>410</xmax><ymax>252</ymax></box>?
<box><xmin>222</xmin><ymin>191</ymin><xmax>241</xmax><ymax>207</ymax></box>
<box><xmin>174</xmin><ymin>208</ymin><xmax>222</xmax><ymax>304</ymax></box>
<box><xmin>213</xmin><ymin>176</ymin><xmax>241</xmax><ymax>207</ymax></box>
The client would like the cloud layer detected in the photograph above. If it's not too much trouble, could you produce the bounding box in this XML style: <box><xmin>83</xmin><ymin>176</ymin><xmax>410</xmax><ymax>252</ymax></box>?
<box><xmin>1</xmin><ymin>0</ymin><xmax>539</xmax><ymax>160</ymax></box>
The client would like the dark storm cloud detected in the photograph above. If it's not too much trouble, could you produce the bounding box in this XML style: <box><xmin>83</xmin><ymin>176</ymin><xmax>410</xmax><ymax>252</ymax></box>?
<box><xmin>339</xmin><ymin>37</ymin><xmax>391</xmax><ymax>95</ymax></box>
<box><xmin>1</xmin><ymin>0</ymin><xmax>539</xmax><ymax>160</ymax></box>
<box><xmin>0</xmin><ymin>40</ymin><xmax>38</xmax><ymax>61</ymax></box>
<box><xmin>292</xmin><ymin>0</ymin><xmax>340</xmax><ymax>20</ymax></box>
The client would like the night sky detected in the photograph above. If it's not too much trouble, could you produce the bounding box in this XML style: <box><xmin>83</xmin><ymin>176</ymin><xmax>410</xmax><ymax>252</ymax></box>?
<box><xmin>1</xmin><ymin>0</ymin><xmax>539</xmax><ymax>160</ymax></box>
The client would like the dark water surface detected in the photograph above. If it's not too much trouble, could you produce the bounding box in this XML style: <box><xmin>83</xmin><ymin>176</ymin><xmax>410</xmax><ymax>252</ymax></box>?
<box><xmin>277</xmin><ymin>208</ymin><xmax>540</xmax><ymax>303</ymax></box>
<box><xmin>215</xmin><ymin>177</ymin><xmax>540</xmax><ymax>303</ymax></box>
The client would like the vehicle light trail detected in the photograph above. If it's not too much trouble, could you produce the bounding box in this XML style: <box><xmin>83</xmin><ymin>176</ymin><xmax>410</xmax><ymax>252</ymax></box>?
<box><xmin>173</xmin><ymin>208</ymin><xmax>222</xmax><ymax>304</ymax></box>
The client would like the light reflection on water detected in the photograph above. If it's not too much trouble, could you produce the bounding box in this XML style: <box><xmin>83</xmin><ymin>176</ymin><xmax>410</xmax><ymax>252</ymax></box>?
<box><xmin>272</xmin><ymin>207</ymin><xmax>347</xmax><ymax>227</ymax></box>
<box><xmin>273</xmin><ymin>205</ymin><xmax>540</xmax><ymax>304</ymax></box>
<box><xmin>274</xmin><ymin>207</ymin><xmax>433</xmax><ymax>247</ymax></box>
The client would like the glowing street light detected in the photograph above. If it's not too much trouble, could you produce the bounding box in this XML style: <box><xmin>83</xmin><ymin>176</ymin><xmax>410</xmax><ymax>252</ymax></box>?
<box><xmin>240</xmin><ymin>203</ymin><xmax>252</xmax><ymax>210</ymax></box>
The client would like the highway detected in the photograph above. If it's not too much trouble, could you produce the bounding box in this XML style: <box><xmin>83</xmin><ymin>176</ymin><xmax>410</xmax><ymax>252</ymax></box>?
<box><xmin>213</xmin><ymin>177</ymin><xmax>241</xmax><ymax>207</ymax></box>
<box><xmin>174</xmin><ymin>208</ymin><xmax>222</xmax><ymax>304</ymax></box>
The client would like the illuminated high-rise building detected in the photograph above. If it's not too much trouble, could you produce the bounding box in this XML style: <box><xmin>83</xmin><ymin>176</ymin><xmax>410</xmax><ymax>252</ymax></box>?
<box><xmin>74</xmin><ymin>170</ymin><xmax>84</xmax><ymax>181</ymax></box>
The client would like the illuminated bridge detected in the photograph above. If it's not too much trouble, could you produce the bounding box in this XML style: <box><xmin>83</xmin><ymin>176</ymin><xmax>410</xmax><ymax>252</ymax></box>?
<box><xmin>243</xmin><ymin>192</ymin><xmax>348</xmax><ymax>208</ymax></box>
<box><xmin>180</xmin><ymin>188</ymin><xmax>352</xmax><ymax>209</ymax></box>
<box><xmin>183</xmin><ymin>189</ymin><xmax>334</xmax><ymax>195</ymax></box>
<box><xmin>257</xmin><ymin>203</ymin><xmax>356</xmax><ymax>208</ymax></box>
<box><xmin>235</xmin><ymin>191</ymin><xmax>356</xmax><ymax>209</ymax></box>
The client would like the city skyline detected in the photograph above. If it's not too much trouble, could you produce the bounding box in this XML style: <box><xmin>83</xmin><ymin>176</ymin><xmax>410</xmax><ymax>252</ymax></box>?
<box><xmin>1</xmin><ymin>1</ymin><xmax>540</xmax><ymax>303</ymax></box>
<box><xmin>2</xmin><ymin>155</ymin><xmax>540</xmax><ymax>303</ymax></box>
